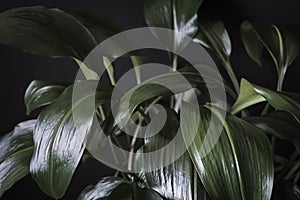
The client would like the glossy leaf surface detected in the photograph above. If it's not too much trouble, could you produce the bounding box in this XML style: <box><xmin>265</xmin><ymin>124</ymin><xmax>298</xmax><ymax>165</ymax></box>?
<box><xmin>24</xmin><ymin>80</ymin><xmax>67</xmax><ymax>115</ymax></box>
<box><xmin>246</xmin><ymin>111</ymin><xmax>300</xmax><ymax>153</ymax></box>
<box><xmin>0</xmin><ymin>120</ymin><xmax>35</xmax><ymax>197</ymax></box>
<box><xmin>30</xmin><ymin>81</ymin><xmax>113</xmax><ymax>198</ymax></box>
<box><xmin>241</xmin><ymin>21</ymin><xmax>300</xmax><ymax>89</ymax></box>
<box><xmin>0</xmin><ymin>6</ymin><xmax>97</xmax><ymax>60</ymax></box>
<box><xmin>113</xmin><ymin>69</ymin><xmax>232</xmax><ymax>128</ymax></box>
<box><xmin>194</xmin><ymin>20</ymin><xmax>231</xmax><ymax>62</ymax></box>
<box><xmin>231</xmin><ymin>78</ymin><xmax>300</xmax><ymax>122</ymax></box>
<box><xmin>144</xmin><ymin>0</ymin><xmax>202</xmax><ymax>51</ymax></box>
<box><xmin>78</xmin><ymin>177</ymin><xmax>163</xmax><ymax>200</ymax></box>
<box><xmin>181</xmin><ymin>104</ymin><xmax>274</xmax><ymax>200</ymax></box>
<box><xmin>136</xmin><ymin>113</ymin><xmax>211</xmax><ymax>200</ymax></box>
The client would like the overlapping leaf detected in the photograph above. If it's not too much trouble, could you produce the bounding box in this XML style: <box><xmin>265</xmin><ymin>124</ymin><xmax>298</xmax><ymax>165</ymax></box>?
<box><xmin>231</xmin><ymin>78</ymin><xmax>300</xmax><ymax>122</ymax></box>
<box><xmin>181</xmin><ymin>104</ymin><xmax>274</xmax><ymax>200</ymax></box>
<box><xmin>193</xmin><ymin>20</ymin><xmax>240</xmax><ymax>93</ymax></box>
<box><xmin>0</xmin><ymin>6</ymin><xmax>97</xmax><ymax>60</ymax></box>
<box><xmin>113</xmin><ymin>68</ymin><xmax>233</xmax><ymax>128</ymax></box>
<box><xmin>78</xmin><ymin>177</ymin><xmax>163</xmax><ymax>200</ymax></box>
<box><xmin>246</xmin><ymin>111</ymin><xmax>300</xmax><ymax>153</ymax></box>
<box><xmin>30</xmin><ymin>81</ymin><xmax>113</xmax><ymax>199</ymax></box>
<box><xmin>194</xmin><ymin>20</ymin><xmax>232</xmax><ymax>62</ymax></box>
<box><xmin>24</xmin><ymin>80</ymin><xmax>67</xmax><ymax>115</ymax></box>
<box><xmin>241</xmin><ymin>21</ymin><xmax>300</xmax><ymax>89</ymax></box>
<box><xmin>0</xmin><ymin>120</ymin><xmax>35</xmax><ymax>197</ymax></box>
<box><xmin>144</xmin><ymin>0</ymin><xmax>203</xmax><ymax>51</ymax></box>
<box><xmin>136</xmin><ymin>109</ymin><xmax>210</xmax><ymax>200</ymax></box>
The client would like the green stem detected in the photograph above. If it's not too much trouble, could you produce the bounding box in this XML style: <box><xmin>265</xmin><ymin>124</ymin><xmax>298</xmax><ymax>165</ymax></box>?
<box><xmin>128</xmin><ymin>117</ymin><xmax>142</xmax><ymax>171</ymax></box>
<box><xmin>170</xmin><ymin>54</ymin><xmax>178</xmax><ymax>108</ymax></box>
<box><xmin>284</xmin><ymin>158</ymin><xmax>300</xmax><ymax>180</ymax></box>
<box><xmin>223</xmin><ymin>60</ymin><xmax>239</xmax><ymax>94</ymax></box>
<box><xmin>277</xmin><ymin>151</ymin><xmax>298</xmax><ymax>181</ymax></box>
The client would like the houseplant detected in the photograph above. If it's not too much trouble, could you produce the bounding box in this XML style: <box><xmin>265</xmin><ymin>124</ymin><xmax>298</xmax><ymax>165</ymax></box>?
<box><xmin>0</xmin><ymin>0</ymin><xmax>300</xmax><ymax>199</ymax></box>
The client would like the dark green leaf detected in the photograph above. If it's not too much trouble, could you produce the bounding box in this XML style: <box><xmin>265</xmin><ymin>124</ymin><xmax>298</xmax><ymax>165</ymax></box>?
<box><xmin>231</xmin><ymin>78</ymin><xmax>300</xmax><ymax>122</ymax></box>
<box><xmin>78</xmin><ymin>177</ymin><xmax>164</xmax><ymax>200</ymax></box>
<box><xmin>67</xmin><ymin>10</ymin><xmax>120</xmax><ymax>44</ymax></box>
<box><xmin>113</xmin><ymin>68</ymin><xmax>233</xmax><ymax>128</ymax></box>
<box><xmin>136</xmin><ymin>118</ymin><xmax>211</xmax><ymax>200</ymax></box>
<box><xmin>144</xmin><ymin>0</ymin><xmax>202</xmax><ymax>51</ymax></box>
<box><xmin>0</xmin><ymin>6</ymin><xmax>97</xmax><ymax>60</ymax></box>
<box><xmin>181</xmin><ymin>104</ymin><xmax>274</xmax><ymax>200</ymax></box>
<box><xmin>30</xmin><ymin>81</ymin><xmax>113</xmax><ymax>199</ymax></box>
<box><xmin>194</xmin><ymin>20</ymin><xmax>231</xmax><ymax>62</ymax></box>
<box><xmin>193</xmin><ymin>20</ymin><xmax>240</xmax><ymax>93</ymax></box>
<box><xmin>246</xmin><ymin>111</ymin><xmax>300</xmax><ymax>153</ymax></box>
<box><xmin>0</xmin><ymin>120</ymin><xmax>35</xmax><ymax>197</ymax></box>
<box><xmin>241</xmin><ymin>21</ymin><xmax>300</xmax><ymax>89</ymax></box>
<box><xmin>24</xmin><ymin>80</ymin><xmax>67</xmax><ymax>115</ymax></box>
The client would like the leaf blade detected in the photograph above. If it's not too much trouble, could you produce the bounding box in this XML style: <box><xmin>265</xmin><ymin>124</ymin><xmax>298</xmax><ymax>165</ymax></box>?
<box><xmin>24</xmin><ymin>80</ymin><xmax>67</xmax><ymax>115</ymax></box>
<box><xmin>181</xmin><ymin>104</ymin><xmax>274</xmax><ymax>200</ymax></box>
<box><xmin>0</xmin><ymin>120</ymin><xmax>35</xmax><ymax>197</ymax></box>
<box><xmin>30</xmin><ymin>81</ymin><xmax>113</xmax><ymax>198</ymax></box>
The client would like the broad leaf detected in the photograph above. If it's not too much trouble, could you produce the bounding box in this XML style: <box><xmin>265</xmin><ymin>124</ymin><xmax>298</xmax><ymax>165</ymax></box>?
<box><xmin>144</xmin><ymin>0</ymin><xmax>202</xmax><ymax>51</ymax></box>
<box><xmin>30</xmin><ymin>81</ymin><xmax>113</xmax><ymax>199</ymax></box>
<box><xmin>67</xmin><ymin>10</ymin><xmax>120</xmax><ymax>44</ymax></box>
<box><xmin>68</xmin><ymin>11</ymin><xmax>131</xmax><ymax>59</ymax></box>
<box><xmin>136</xmin><ymin>111</ymin><xmax>211</xmax><ymax>200</ymax></box>
<box><xmin>246</xmin><ymin>111</ymin><xmax>300</xmax><ymax>153</ymax></box>
<box><xmin>78</xmin><ymin>177</ymin><xmax>164</xmax><ymax>200</ymax></box>
<box><xmin>181</xmin><ymin>104</ymin><xmax>274</xmax><ymax>200</ymax></box>
<box><xmin>0</xmin><ymin>120</ymin><xmax>35</xmax><ymax>197</ymax></box>
<box><xmin>24</xmin><ymin>80</ymin><xmax>67</xmax><ymax>115</ymax></box>
<box><xmin>230</xmin><ymin>79</ymin><xmax>265</xmax><ymax>114</ymax></box>
<box><xmin>231</xmin><ymin>78</ymin><xmax>300</xmax><ymax>122</ymax></box>
<box><xmin>0</xmin><ymin>6</ymin><xmax>97</xmax><ymax>60</ymax></box>
<box><xmin>194</xmin><ymin>20</ymin><xmax>231</xmax><ymax>62</ymax></box>
<box><xmin>193</xmin><ymin>20</ymin><xmax>240</xmax><ymax>93</ymax></box>
<box><xmin>241</xmin><ymin>21</ymin><xmax>300</xmax><ymax>89</ymax></box>
<box><xmin>113</xmin><ymin>69</ymin><xmax>233</xmax><ymax>128</ymax></box>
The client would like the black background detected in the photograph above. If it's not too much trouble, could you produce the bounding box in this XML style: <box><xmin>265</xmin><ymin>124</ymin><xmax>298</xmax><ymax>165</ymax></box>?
<box><xmin>0</xmin><ymin>0</ymin><xmax>299</xmax><ymax>199</ymax></box>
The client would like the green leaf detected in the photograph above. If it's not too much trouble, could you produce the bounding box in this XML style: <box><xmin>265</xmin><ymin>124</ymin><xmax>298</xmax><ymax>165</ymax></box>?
<box><xmin>136</xmin><ymin>114</ymin><xmax>211</xmax><ymax>200</ymax></box>
<box><xmin>78</xmin><ymin>177</ymin><xmax>164</xmax><ymax>200</ymax></box>
<box><xmin>230</xmin><ymin>79</ymin><xmax>266</xmax><ymax>114</ymax></box>
<box><xmin>0</xmin><ymin>120</ymin><xmax>35</xmax><ymax>197</ymax></box>
<box><xmin>231</xmin><ymin>78</ymin><xmax>300</xmax><ymax>122</ymax></box>
<box><xmin>24</xmin><ymin>80</ymin><xmax>67</xmax><ymax>115</ymax></box>
<box><xmin>246</xmin><ymin>111</ymin><xmax>300</xmax><ymax>153</ymax></box>
<box><xmin>194</xmin><ymin>20</ymin><xmax>231</xmax><ymax>62</ymax></box>
<box><xmin>0</xmin><ymin>6</ymin><xmax>97</xmax><ymax>60</ymax></box>
<box><xmin>193</xmin><ymin>20</ymin><xmax>240</xmax><ymax>93</ymax></box>
<box><xmin>30</xmin><ymin>81</ymin><xmax>113</xmax><ymax>199</ymax></box>
<box><xmin>74</xmin><ymin>59</ymin><xmax>100</xmax><ymax>81</ymax></box>
<box><xmin>181</xmin><ymin>104</ymin><xmax>274</xmax><ymax>200</ymax></box>
<box><xmin>68</xmin><ymin>10</ymin><xmax>131</xmax><ymax>59</ymax></box>
<box><xmin>67</xmin><ymin>10</ymin><xmax>120</xmax><ymax>44</ymax></box>
<box><xmin>113</xmin><ymin>68</ymin><xmax>233</xmax><ymax>128</ymax></box>
<box><xmin>144</xmin><ymin>0</ymin><xmax>203</xmax><ymax>51</ymax></box>
<box><xmin>130</xmin><ymin>56</ymin><xmax>147</xmax><ymax>85</ymax></box>
<box><xmin>241</xmin><ymin>21</ymin><xmax>300</xmax><ymax>90</ymax></box>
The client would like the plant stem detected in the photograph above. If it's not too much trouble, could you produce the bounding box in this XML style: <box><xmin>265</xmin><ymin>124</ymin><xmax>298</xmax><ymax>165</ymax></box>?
<box><xmin>277</xmin><ymin>151</ymin><xmax>298</xmax><ymax>181</ymax></box>
<box><xmin>277</xmin><ymin>69</ymin><xmax>286</xmax><ymax>91</ymax></box>
<box><xmin>223</xmin><ymin>60</ymin><xmax>239</xmax><ymax>94</ymax></box>
<box><xmin>127</xmin><ymin>117</ymin><xmax>142</xmax><ymax>171</ymax></box>
<box><xmin>284</xmin><ymin>158</ymin><xmax>300</xmax><ymax>180</ymax></box>
<box><xmin>293</xmin><ymin>169</ymin><xmax>300</xmax><ymax>184</ymax></box>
